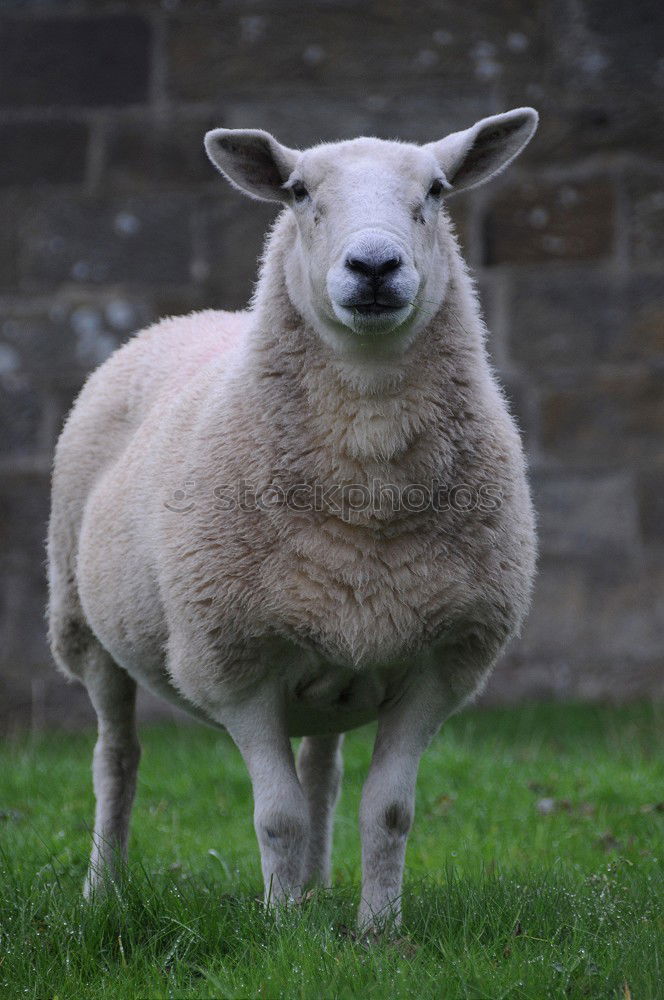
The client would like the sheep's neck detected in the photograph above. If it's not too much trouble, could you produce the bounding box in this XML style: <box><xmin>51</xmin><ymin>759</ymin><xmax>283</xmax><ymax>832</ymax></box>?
<box><xmin>250</xmin><ymin>307</ymin><xmax>480</xmax><ymax>502</ymax></box>
<box><xmin>246</xmin><ymin>214</ymin><xmax>485</xmax><ymax>507</ymax></box>
<box><xmin>298</xmin><ymin>339</ymin><xmax>448</xmax><ymax>473</ymax></box>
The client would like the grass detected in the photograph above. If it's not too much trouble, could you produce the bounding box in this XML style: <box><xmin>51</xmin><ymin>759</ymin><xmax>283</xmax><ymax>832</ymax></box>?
<box><xmin>1</xmin><ymin>702</ymin><xmax>662</xmax><ymax>999</ymax></box>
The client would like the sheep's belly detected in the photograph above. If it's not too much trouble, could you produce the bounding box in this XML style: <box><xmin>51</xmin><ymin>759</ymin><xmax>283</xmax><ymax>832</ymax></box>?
<box><xmin>285</xmin><ymin>671</ymin><xmax>386</xmax><ymax>736</ymax></box>
<box><xmin>277</xmin><ymin>644</ymin><xmax>415</xmax><ymax>736</ymax></box>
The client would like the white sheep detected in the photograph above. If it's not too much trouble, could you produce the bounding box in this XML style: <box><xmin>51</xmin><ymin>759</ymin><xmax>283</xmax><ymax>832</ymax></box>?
<box><xmin>47</xmin><ymin>108</ymin><xmax>538</xmax><ymax>931</ymax></box>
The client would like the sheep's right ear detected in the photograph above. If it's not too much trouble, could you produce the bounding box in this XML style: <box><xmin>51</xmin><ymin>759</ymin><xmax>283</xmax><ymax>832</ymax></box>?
<box><xmin>204</xmin><ymin>128</ymin><xmax>299</xmax><ymax>203</ymax></box>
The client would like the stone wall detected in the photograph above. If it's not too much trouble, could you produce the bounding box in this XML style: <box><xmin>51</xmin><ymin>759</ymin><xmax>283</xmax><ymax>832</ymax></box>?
<box><xmin>0</xmin><ymin>0</ymin><xmax>662</xmax><ymax>729</ymax></box>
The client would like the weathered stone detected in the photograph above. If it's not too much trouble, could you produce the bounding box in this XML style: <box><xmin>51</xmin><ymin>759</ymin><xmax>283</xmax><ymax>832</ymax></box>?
<box><xmin>484</xmin><ymin>651</ymin><xmax>664</xmax><ymax>704</ymax></box>
<box><xmin>44</xmin><ymin>381</ymin><xmax>85</xmax><ymax>454</ymax></box>
<box><xmin>515</xmin><ymin>557</ymin><xmax>589</xmax><ymax>659</ymax></box>
<box><xmin>510</xmin><ymin>270</ymin><xmax>664</xmax><ymax>366</ymax></box>
<box><xmin>508</xmin><ymin>269</ymin><xmax>621</xmax><ymax>367</ymax></box>
<box><xmin>0</xmin><ymin>473</ymin><xmax>50</xmax><ymax>559</ymax></box>
<box><xmin>0</xmin><ymin>375</ymin><xmax>46</xmax><ymax>458</ymax></box>
<box><xmin>201</xmin><ymin>192</ymin><xmax>279</xmax><ymax>310</ymax></box>
<box><xmin>104</xmin><ymin>115</ymin><xmax>220</xmax><ymax>190</ymax></box>
<box><xmin>0</xmin><ymin>556</ymin><xmax>50</xmax><ymax>671</ymax></box>
<box><xmin>523</xmin><ymin>99</ymin><xmax>664</xmax><ymax>165</ymax></box>
<box><xmin>539</xmin><ymin>371</ymin><xmax>664</xmax><ymax>467</ymax></box>
<box><xmin>482</xmin><ymin>652</ymin><xmax>573</xmax><ymax>703</ymax></box>
<box><xmin>0</xmin><ymin>121</ymin><xmax>89</xmax><ymax>186</ymax></box>
<box><xmin>582</xmin><ymin>555</ymin><xmax>664</xmax><ymax>660</ymax></box>
<box><xmin>548</xmin><ymin>0</ymin><xmax>663</xmax><ymax>102</ymax></box>
<box><xmin>0</xmin><ymin>296</ymin><xmax>153</xmax><ymax>379</ymax></box>
<box><xmin>637</xmin><ymin>468</ymin><xmax>664</xmax><ymax>546</ymax></box>
<box><xmin>489</xmin><ymin>551</ymin><xmax>664</xmax><ymax>701</ymax></box>
<box><xmin>532</xmin><ymin>471</ymin><xmax>639</xmax><ymax>558</ymax></box>
<box><xmin>446</xmin><ymin>197</ymin><xmax>476</xmax><ymax>266</ymax></box>
<box><xmin>0</xmin><ymin>16</ymin><xmax>150</xmax><ymax>107</ymax></box>
<box><xmin>150</xmin><ymin>288</ymin><xmax>210</xmax><ymax>322</ymax></box>
<box><xmin>623</xmin><ymin>274</ymin><xmax>664</xmax><ymax>360</ymax></box>
<box><xmin>166</xmin><ymin>3</ymin><xmax>546</xmax><ymax>102</ymax></box>
<box><xmin>0</xmin><ymin>192</ymin><xmax>19</xmax><ymax>288</ymax></box>
<box><xmin>223</xmin><ymin>93</ymin><xmax>492</xmax><ymax>148</ymax></box>
<box><xmin>626</xmin><ymin>173</ymin><xmax>664</xmax><ymax>264</ymax></box>
<box><xmin>19</xmin><ymin>195</ymin><xmax>196</xmax><ymax>287</ymax></box>
<box><xmin>484</xmin><ymin>177</ymin><xmax>615</xmax><ymax>265</ymax></box>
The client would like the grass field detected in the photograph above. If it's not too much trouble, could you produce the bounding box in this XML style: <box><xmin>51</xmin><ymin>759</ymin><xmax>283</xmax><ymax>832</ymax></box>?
<box><xmin>1</xmin><ymin>702</ymin><xmax>662</xmax><ymax>999</ymax></box>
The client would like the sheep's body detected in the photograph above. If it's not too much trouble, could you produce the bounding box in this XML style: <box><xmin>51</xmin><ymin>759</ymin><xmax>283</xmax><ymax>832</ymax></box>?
<box><xmin>48</xmin><ymin>117</ymin><xmax>537</xmax><ymax>929</ymax></box>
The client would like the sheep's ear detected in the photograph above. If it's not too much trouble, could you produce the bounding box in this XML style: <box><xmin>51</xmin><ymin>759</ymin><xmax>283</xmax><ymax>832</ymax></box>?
<box><xmin>204</xmin><ymin>128</ymin><xmax>299</xmax><ymax>203</ymax></box>
<box><xmin>427</xmin><ymin>108</ymin><xmax>538</xmax><ymax>196</ymax></box>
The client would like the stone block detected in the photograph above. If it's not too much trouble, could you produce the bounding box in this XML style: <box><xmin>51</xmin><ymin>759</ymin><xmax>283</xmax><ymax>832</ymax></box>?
<box><xmin>0</xmin><ymin>473</ymin><xmax>50</xmax><ymax>560</ymax></box>
<box><xmin>508</xmin><ymin>269</ymin><xmax>621</xmax><ymax>367</ymax></box>
<box><xmin>637</xmin><ymin>468</ymin><xmax>664</xmax><ymax>546</ymax></box>
<box><xmin>222</xmin><ymin>93</ymin><xmax>491</xmax><ymax>148</ymax></box>
<box><xmin>496</xmin><ymin>549</ymin><xmax>664</xmax><ymax>701</ymax></box>
<box><xmin>0</xmin><ymin>295</ymin><xmax>153</xmax><ymax>380</ymax></box>
<box><xmin>539</xmin><ymin>371</ymin><xmax>664</xmax><ymax>468</ymax></box>
<box><xmin>0</xmin><ymin>192</ymin><xmax>19</xmax><ymax>289</ymax></box>
<box><xmin>0</xmin><ymin>374</ymin><xmax>46</xmax><ymax>459</ymax></box>
<box><xmin>625</xmin><ymin>274</ymin><xmax>664</xmax><ymax>360</ymax></box>
<box><xmin>547</xmin><ymin>0</ymin><xmax>663</xmax><ymax>103</ymax></box>
<box><xmin>515</xmin><ymin>558</ymin><xmax>589</xmax><ymax>660</ymax></box>
<box><xmin>166</xmin><ymin>2</ymin><xmax>546</xmax><ymax>103</ymax></box>
<box><xmin>509</xmin><ymin>269</ymin><xmax>664</xmax><ymax>367</ymax></box>
<box><xmin>201</xmin><ymin>192</ymin><xmax>279</xmax><ymax>311</ymax></box>
<box><xmin>626</xmin><ymin>173</ymin><xmax>664</xmax><ymax>265</ymax></box>
<box><xmin>150</xmin><ymin>288</ymin><xmax>210</xmax><ymax>321</ymax></box>
<box><xmin>0</xmin><ymin>120</ymin><xmax>89</xmax><ymax>186</ymax></box>
<box><xmin>483</xmin><ymin>177</ymin><xmax>615</xmax><ymax>265</ymax></box>
<box><xmin>0</xmin><ymin>15</ymin><xmax>150</xmax><ymax>107</ymax></box>
<box><xmin>0</xmin><ymin>555</ymin><xmax>49</xmax><ymax>675</ymax></box>
<box><xmin>531</xmin><ymin>470</ymin><xmax>639</xmax><ymax>558</ymax></box>
<box><xmin>523</xmin><ymin>99</ymin><xmax>664</xmax><ymax>165</ymax></box>
<box><xmin>19</xmin><ymin>195</ymin><xmax>196</xmax><ymax>288</ymax></box>
<box><xmin>104</xmin><ymin>114</ymin><xmax>220</xmax><ymax>190</ymax></box>
<box><xmin>583</xmin><ymin>555</ymin><xmax>664</xmax><ymax>660</ymax></box>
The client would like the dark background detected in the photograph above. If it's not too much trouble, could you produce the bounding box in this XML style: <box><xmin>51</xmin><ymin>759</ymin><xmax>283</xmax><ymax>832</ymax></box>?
<box><xmin>0</xmin><ymin>0</ymin><xmax>662</xmax><ymax>731</ymax></box>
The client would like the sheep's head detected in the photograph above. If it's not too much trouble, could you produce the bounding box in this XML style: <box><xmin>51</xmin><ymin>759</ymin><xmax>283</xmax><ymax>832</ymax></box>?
<box><xmin>205</xmin><ymin>109</ymin><xmax>537</xmax><ymax>353</ymax></box>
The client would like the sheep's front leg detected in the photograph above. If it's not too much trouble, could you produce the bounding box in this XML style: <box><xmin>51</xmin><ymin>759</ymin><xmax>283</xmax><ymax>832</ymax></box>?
<box><xmin>224</xmin><ymin>695</ymin><xmax>308</xmax><ymax>906</ymax></box>
<box><xmin>358</xmin><ymin>669</ymin><xmax>455</xmax><ymax>932</ymax></box>
<box><xmin>296</xmin><ymin>734</ymin><xmax>344</xmax><ymax>886</ymax></box>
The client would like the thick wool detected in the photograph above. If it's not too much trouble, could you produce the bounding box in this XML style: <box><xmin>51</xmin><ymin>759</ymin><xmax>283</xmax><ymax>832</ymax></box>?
<box><xmin>48</xmin><ymin>110</ymin><xmax>538</xmax><ymax>929</ymax></box>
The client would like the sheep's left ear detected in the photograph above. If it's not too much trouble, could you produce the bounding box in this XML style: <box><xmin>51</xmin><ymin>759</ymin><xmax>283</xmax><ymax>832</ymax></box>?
<box><xmin>204</xmin><ymin>128</ymin><xmax>299</xmax><ymax>203</ymax></box>
<box><xmin>427</xmin><ymin>108</ymin><xmax>538</xmax><ymax>196</ymax></box>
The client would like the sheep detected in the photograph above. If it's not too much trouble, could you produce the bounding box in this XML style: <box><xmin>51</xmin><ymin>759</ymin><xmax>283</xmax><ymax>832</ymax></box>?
<box><xmin>47</xmin><ymin>108</ymin><xmax>538</xmax><ymax>931</ymax></box>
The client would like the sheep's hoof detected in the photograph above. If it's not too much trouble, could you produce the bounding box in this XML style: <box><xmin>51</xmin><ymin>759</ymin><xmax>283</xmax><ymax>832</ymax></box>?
<box><xmin>82</xmin><ymin>864</ymin><xmax>125</xmax><ymax>902</ymax></box>
<box><xmin>356</xmin><ymin>904</ymin><xmax>402</xmax><ymax>939</ymax></box>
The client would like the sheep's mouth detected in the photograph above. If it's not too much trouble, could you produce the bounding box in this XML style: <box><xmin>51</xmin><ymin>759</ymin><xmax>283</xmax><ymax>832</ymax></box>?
<box><xmin>329</xmin><ymin>296</ymin><xmax>415</xmax><ymax>337</ymax></box>
<box><xmin>353</xmin><ymin>302</ymin><xmax>404</xmax><ymax>316</ymax></box>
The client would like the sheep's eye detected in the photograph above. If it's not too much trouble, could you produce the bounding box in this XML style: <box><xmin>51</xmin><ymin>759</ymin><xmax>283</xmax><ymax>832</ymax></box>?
<box><xmin>291</xmin><ymin>180</ymin><xmax>308</xmax><ymax>202</ymax></box>
<box><xmin>428</xmin><ymin>178</ymin><xmax>444</xmax><ymax>198</ymax></box>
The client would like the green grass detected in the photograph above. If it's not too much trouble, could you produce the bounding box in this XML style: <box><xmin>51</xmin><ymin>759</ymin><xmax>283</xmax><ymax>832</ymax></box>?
<box><xmin>1</xmin><ymin>703</ymin><xmax>662</xmax><ymax>999</ymax></box>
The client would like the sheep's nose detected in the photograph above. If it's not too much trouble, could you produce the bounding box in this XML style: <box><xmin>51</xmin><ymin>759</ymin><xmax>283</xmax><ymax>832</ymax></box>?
<box><xmin>345</xmin><ymin>252</ymin><xmax>402</xmax><ymax>280</ymax></box>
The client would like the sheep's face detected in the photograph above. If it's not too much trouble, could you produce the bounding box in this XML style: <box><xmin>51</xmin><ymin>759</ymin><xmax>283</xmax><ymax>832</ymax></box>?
<box><xmin>282</xmin><ymin>140</ymin><xmax>446</xmax><ymax>344</ymax></box>
<box><xmin>205</xmin><ymin>109</ymin><xmax>537</xmax><ymax>354</ymax></box>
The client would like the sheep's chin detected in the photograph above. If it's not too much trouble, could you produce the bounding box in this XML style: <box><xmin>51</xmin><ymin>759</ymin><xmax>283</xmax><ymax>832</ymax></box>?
<box><xmin>330</xmin><ymin>302</ymin><xmax>414</xmax><ymax>336</ymax></box>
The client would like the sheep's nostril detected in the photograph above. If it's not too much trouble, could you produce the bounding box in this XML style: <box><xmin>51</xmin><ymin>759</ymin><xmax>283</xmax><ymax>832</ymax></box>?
<box><xmin>377</xmin><ymin>256</ymin><xmax>402</xmax><ymax>277</ymax></box>
<box><xmin>346</xmin><ymin>256</ymin><xmax>373</xmax><ymax>277</ymax></box>
<box><xmin>345</xmin><ymin>254</ymin><xmax>402</xmax><ymax>278</ymax></box>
